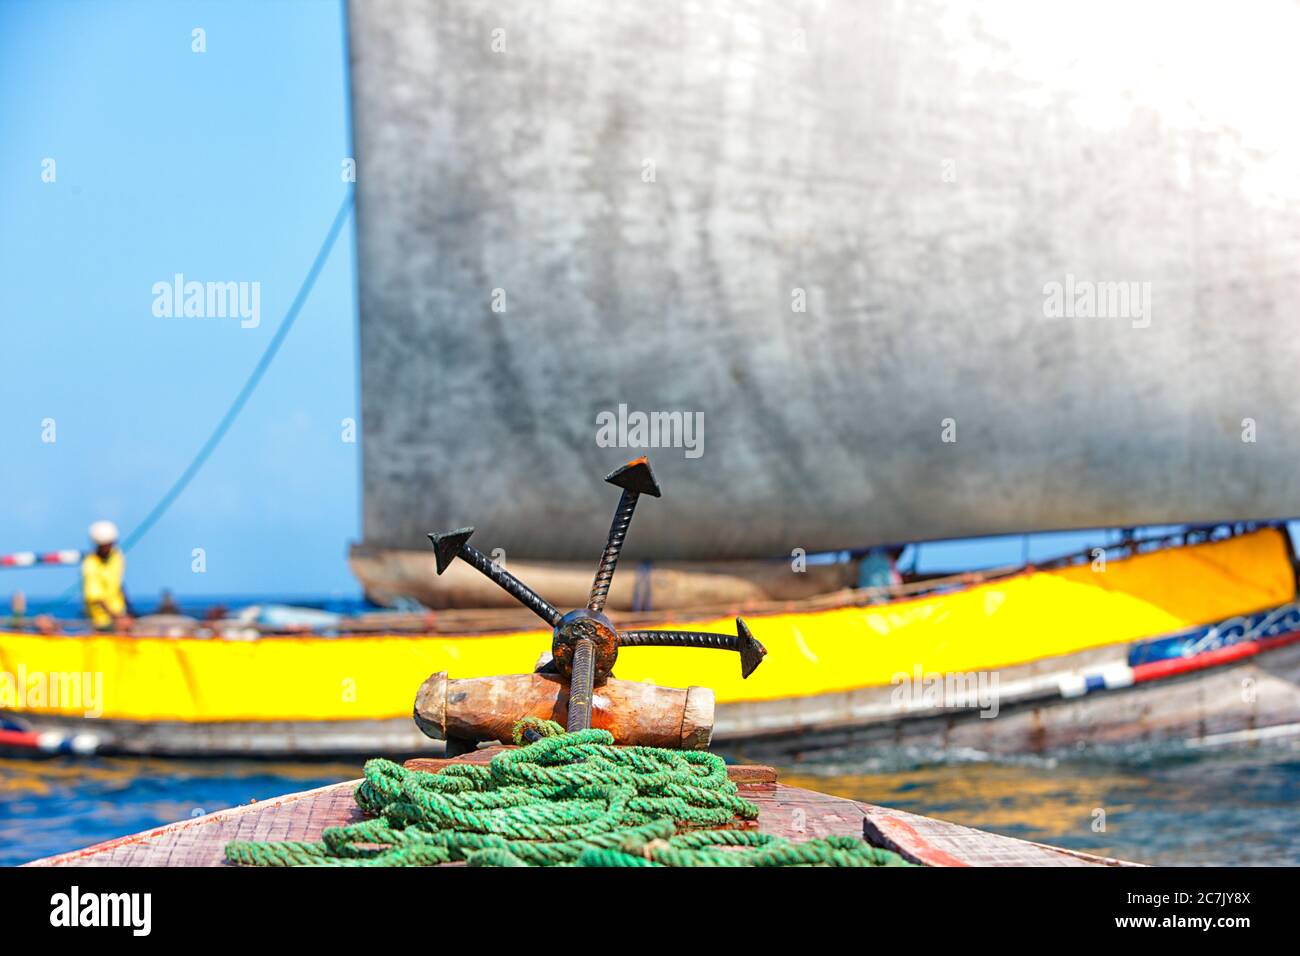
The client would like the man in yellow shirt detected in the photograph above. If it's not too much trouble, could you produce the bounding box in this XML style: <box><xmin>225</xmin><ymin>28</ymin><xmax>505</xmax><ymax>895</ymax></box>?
<box><xmin>82</xmin><ymin>520</ymin><xmax>129</xmax><ymax>630</ymax></box>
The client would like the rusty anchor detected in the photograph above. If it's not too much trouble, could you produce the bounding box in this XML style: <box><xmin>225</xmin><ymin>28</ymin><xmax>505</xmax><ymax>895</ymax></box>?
<box><xmin>417</xmin><ymin>457</ymin><xmax>767</xmax><ymax>751</ymax></box>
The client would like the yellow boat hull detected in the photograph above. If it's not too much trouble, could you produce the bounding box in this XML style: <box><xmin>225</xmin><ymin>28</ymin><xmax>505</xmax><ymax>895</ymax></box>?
<box><xmin>0</xmin><ymin>529</ymin><xmax>1291</xmax><ymax>729</ymax></box>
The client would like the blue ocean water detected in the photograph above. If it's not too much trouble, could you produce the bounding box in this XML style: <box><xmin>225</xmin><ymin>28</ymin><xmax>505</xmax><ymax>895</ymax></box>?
<box><xmin>778</xmin><ymin>743</ymin><xmax>1300</xmax><ymax>866</ymax></box>
<box><xmin>0</xmin><ymin>756</ymin><xmax>358</xmax><ymax>866</ymax></box>
<box><xmin>2</xmin><ymin>744</ymin><xmax>1297</xmax><ymax>866</ymax></box>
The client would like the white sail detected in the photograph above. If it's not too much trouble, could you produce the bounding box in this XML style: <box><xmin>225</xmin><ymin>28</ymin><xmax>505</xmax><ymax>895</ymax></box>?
<box><xmin>349</xmin><ymin>0</ymin><xmax>1300</xmax><ymax>560</ymax></box>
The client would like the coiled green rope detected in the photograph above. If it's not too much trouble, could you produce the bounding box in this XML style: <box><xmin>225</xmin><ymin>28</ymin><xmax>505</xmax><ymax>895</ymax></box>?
<box><xmin>224</xmin><ymin>717</ymin><xmax>915</xmax><ymax>867</ymax></box>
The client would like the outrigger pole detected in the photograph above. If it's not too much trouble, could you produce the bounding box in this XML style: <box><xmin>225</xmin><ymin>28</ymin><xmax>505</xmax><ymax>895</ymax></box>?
<box><xmin>427</xmin><ymin>457</ymin><xmax>767</xmax><ymax>737</ymax></box>
<box><xmin>0</xmin><ymin>550</ymin><xmax>82</xmax><ymax>569</ymax></box>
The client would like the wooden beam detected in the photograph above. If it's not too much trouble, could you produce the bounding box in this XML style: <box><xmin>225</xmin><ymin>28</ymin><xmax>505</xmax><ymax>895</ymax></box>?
<box><xmin>413</xmin><ymin>671</ymin><xmax>715</xmax><ymax>749</ymax></box>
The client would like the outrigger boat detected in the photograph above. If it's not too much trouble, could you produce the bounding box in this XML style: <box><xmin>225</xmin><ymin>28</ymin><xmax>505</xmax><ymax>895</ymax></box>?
<box><xmin>2</xmin><ymin>461</ymin><xmax>1298</xmax><ymax>760</ymax></box>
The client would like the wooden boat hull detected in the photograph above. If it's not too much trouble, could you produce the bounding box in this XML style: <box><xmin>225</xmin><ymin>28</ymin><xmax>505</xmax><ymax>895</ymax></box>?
<box><xmin>349</xmin><ymin>543</ymin><xmax>857</xmax><ymax>611</ymax></box>
<box><xmin>720</xmin><ymin>629</ymin><xmax>1300</xmax><ymax>759</ymax></box>
<box><xmin>5</xmin><ymin>627</ymin><xmax>1299</xmax><ymax>758</ymax></box>
<box><xmin>2</xmin><ymin>530</ymin><xmax>1295</xmax><ymax>757</ymax></box>
<box><xmin>23</xmin><ymin>757</ymin><xmax>1136</xmax><ymax>867</ymax></box>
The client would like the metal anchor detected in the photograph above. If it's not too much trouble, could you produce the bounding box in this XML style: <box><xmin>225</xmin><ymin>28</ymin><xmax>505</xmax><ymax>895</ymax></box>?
<box><xmin>427</xmin><ymin>456</ymin><xmax>767</xmax><ymax>734</ymax></box>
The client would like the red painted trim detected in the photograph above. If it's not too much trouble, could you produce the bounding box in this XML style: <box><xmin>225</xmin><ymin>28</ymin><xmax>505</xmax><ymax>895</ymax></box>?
<box><xmin>0</xmin><ymin>729</ymin><xmax>42</xmax><ymax>749</ymax></box>
<box><xmin>863</xmin><ymin>812</ymin><xmax>971</xmax><ymax>867</ymax></box>
<box><xmin>1132</xmin><ymin>628</ymin><xmax>1300</xmax><ymax>683</ymax></box>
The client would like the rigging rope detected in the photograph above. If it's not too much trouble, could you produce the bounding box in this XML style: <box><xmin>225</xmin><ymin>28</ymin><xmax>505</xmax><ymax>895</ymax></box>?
<box><xmin>50</xmin><ymin>190</ymin><xmax>356</xmax><ymax>606</ymax></box>
<box><xmin>224</xmin><ymin>718</ymin><xmax>915</xmax><ymax>868</ymax></box>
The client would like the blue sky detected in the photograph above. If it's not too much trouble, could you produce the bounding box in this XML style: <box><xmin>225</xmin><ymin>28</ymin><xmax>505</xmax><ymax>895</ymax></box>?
<box><xmin>0</xmin><ymin>0</ymin><xmax>1280</xmax><ymax>605</ymax></box>
<box><xmin>0</xmin><ymin>0</ymin><xmax>359</xmax><ymax>600</ymax></box>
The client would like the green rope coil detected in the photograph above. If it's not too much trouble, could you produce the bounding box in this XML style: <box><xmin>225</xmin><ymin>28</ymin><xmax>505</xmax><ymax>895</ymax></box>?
<box><xmin>224</xmin><ymin>720</ymin><xmax>916</xmax><ymax>868</ymax></box>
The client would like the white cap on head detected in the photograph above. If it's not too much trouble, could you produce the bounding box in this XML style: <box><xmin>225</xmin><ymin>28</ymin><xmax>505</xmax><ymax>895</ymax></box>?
<box><xmin>89</xmin><ymin>520</ymin><xmax>119</xmax><ymax>546</ymax></box>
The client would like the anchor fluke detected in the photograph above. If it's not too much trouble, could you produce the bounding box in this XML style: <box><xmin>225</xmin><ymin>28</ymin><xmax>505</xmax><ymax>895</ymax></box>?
<box><xmin>427</xmin><ymin>527</ymin><xmax>475</xmax><ymax>575</ymax></box>
<box><xmin>737</xmin><ymin>617</ymin><xmax>767</xmax><ymax>679</ymax></box>
<box><xmin>604</xmin><ymin>457</ymin><xmax>662</xmax><ymax>497</ymax></box>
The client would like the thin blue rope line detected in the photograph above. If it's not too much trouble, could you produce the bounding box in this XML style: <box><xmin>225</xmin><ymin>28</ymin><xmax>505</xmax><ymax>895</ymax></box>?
<box><xmin>56</xmin><ymin>190</ymin><xmax>355</xmax><ymax>602</ymax></box>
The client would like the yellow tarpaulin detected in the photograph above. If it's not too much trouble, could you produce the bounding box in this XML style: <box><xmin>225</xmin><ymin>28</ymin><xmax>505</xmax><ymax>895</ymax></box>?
<box><xmin>0</xmin><ymin>529</ymin><xmax>1292</xmax><ymax>722</ymax></box>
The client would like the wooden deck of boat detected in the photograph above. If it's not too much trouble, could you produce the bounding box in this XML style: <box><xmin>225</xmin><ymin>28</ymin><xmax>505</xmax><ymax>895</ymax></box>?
<box><xmin>24</xmin><ymin>751</ymin><xmax>1136</xmax><ymax>867</ymax></box>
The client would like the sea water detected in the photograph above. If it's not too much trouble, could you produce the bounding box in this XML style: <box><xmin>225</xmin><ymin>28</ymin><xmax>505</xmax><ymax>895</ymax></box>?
<box><xmin>776</xmin><ymin>743</ymin><xmax>1300</xmax><ymax>866</ymax></box>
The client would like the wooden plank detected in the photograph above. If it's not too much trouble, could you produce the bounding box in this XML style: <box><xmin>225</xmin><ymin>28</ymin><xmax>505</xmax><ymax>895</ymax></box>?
<box><xmin>726</xmin><ymin>764</ymin><xmax>779</xmax><ymax>784</ymax></box>
<box><xmin>405</xmin><ymin>747</ymin><xmax>507</xmax><ymax>771</ymax></box>
<box><xmin>24</xmin><ymin>780</ymin><xmax>364</xmax><ymax>868</ymax></box>
<box><xmin>403</xmin><ymin>750</ymin><xmax>779</xmax><ymax>783</ymax></box>
<box><xmin>23</xmin><ymin>771</ymin><xmax>1132</xmax><ymax>867</ymax></box>
<box><xmin>859</xmin><ymin>804</ymin><xmax>1139</xmax><ymax>867</ymax></box>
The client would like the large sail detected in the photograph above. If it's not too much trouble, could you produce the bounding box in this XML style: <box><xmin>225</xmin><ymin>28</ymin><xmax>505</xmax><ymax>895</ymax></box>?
<box><xmin>348</xmin><ymin>1</ymin><xmax>1300</xmax><ymax>561</ymax></box>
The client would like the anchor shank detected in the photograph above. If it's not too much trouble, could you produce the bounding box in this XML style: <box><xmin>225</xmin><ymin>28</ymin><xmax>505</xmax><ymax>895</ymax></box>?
<box><xmin>587</xmin><ymin>456</ymin><xmax>661</xmax><ymax>613</ymax></box>
<box><xmin>588</xmin><ymin>488</ymin><xmax>639</xmax><ymax>613</ymax></box>
<box><xmin>620</xmin><ymin>619</ymin><xmax>767</xmax><ymax>679</ymax></box>
<box><xmin>566</xmin><ymin>637</ymin><xmax>597</xmax><ymax>732</ymax></box>
<box><xmin>619</xmin><ymin>630</ymin><xmax>739</xmax><ymax>651</ymax></box>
